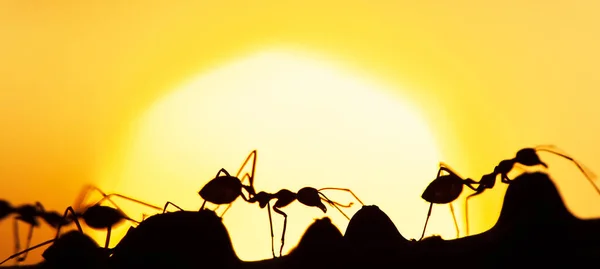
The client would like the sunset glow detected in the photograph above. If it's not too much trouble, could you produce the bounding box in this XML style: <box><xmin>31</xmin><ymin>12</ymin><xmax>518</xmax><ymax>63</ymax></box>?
<box><xmin>2</xmin><ymin>1</ymin><xmax>600</xmax><ymax>265</ymax></box>
<box><xmin>99</xmin><ymin>50</ymin><xmax>447</xmax><ymax>260</ymax></box>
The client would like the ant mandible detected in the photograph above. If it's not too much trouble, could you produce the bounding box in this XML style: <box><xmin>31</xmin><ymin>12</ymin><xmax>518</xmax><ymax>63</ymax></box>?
<box><xmin>248</xmin><ymin>186</ymin><xmax>364</xmax><ymax>258</ymax></box>
<box><xmin>420</xmin><ymin>162</ymin><xmax>480</xmax><ymax>240</ymax></box>
<box><xmin>0</xmin><ymin>200</ymin><xmax>69</xmax><ymax>265</ymax></box>
<box><xmin>54</xmin><ymin>185</ymin><xmax>162</xmax><ymax>249</ymax></box>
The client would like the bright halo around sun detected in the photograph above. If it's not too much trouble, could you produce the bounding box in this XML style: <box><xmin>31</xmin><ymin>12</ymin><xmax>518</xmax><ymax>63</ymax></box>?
<box><xmin>99</xmin><ymin>50</ymin><xmax>451</xmax><ymax>261</ymax></box>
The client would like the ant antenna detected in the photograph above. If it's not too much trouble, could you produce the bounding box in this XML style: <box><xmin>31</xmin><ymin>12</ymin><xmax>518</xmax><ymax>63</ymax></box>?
<box><xmin>534</xmin><ymin>145</ymin><xmax>599</xmax><ymax>195</ymax></box>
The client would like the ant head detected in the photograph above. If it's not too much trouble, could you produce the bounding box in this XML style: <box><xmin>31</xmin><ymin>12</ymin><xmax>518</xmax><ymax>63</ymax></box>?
<box><xmin>515</xmin><ymin>148</ymin><xmax>548</xmax><ymax>168</ymax></box>
<box><xmin>297</xmin><ymin>187</ymin><xmax>327</xmax><ymax>213</ymax></box>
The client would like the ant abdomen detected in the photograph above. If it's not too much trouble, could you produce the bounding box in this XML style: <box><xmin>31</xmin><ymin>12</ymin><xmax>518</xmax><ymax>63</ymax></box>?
<box><xmin>82</xmin><ymin>205</ymin><xmax>127</xmax><ymax>229</ymax></box>
<box><xmin>421</xmin><ymin>174</ymin><xmax>464</xmax><ymax>204</ymax></box>
<box><xmin>199</xmin><ymin>174</ymin><xmax>243</xmax><ymax>205</ymax></box>
<box><xmin>0</xmin><ymin>200</ymin><xmax>14</xmax><ymax>219</ymax></box>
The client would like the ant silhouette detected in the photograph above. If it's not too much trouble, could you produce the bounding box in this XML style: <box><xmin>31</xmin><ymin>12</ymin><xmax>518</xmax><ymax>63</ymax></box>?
<box><xmin>248</xmin><ymin>186</ymin><xmax>364</xmax><ymax>258</ymax></box>
<box><xmin>161</xmin><ymin>150</ymin><xmax>259</xmax><ymax>216</ymax></box>
<box><xmin>420</xmin><ymin>162</ymin><xmax>479</xmax><ymax>240</ymax></box>
<box><xmin>54</xmin><ymin>185</ymin><xmax>162</xmax><ymax>249</ymax></box>
<box><xmin>0</xmin><ymin>200</ymin><xmax>70</xmax><ymax>265</ymax></box>
<box><xmin>161</xmin><ymin>150</ymin><xmax>258</xmax><ymax>215</ymax></box>
<box><xmin>463</xmin><ymin>145</ymin><xmax>597</xmax><ymax>235</ymax></box>
<box><xmin>420</xmin><ymin>145</ymin><xmax>597</xmax><ymax>238</ymax></box>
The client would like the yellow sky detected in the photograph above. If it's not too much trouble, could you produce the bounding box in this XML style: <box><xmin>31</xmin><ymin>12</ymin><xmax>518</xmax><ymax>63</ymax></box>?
<box><xmin>1</xmin><ymin>0</ymin><xmax>600</xmax><ymax>264</ymax></box>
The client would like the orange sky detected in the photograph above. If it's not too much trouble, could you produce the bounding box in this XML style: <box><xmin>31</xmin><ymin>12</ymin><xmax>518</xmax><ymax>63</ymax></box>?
<box><xmin>1</xmin><ymin>1</ymin><xmax>600</xmax><ymax>264</ymax></box>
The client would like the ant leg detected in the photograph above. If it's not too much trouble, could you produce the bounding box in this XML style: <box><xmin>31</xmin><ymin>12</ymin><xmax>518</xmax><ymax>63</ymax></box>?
<box><xmin>0</xmin><ymin>238</ymin><xmax>56</xmax><ymax>266</ymax></box>
<box><xmin>449</xmin><ymin>203</ymin><xmax>459</xmax><ymax>239</ymax></box>
<box><xmin>439</xmin><ymin>162</ymin><xmax>466</xmax><ymax>179</ymax></box>
<box><xmin>463</xmin><ymin>178</ymin><xmax>479</xmax><ymax>191</ymax></box>
<box><xmin>235</xmin><ymin>150</ymin><xmax>257</xmax><ymax>189</ymax></box>
<box><xmin>12</xmin><ymin>218</ymin><xmax>21</xmax><ymax>265</ymax></box>
<box><xmin>105</xmin><ymin>227</ymin><xmax>111</xmax><ymax>249</ymax></box>
<box><xmin>16</xmin><ymin>222</ymin><xmax>36</xmax><ymax>263</ymax></box>
<box><xmin>464</xmin><ymin>189</ymin><xmax>484</xmax><ymax>236</ymax></box>
<box><xmin>318</xmin><ymin>193</ymin><xmax>350</xmax><ymax>220</ymax></box>
<box><xmin>266</xmin><ymin>202</ymin><xmax>275</xmax><ymax>258</ymax></box>
<box><xmin>419</xmin><ymin>203</ymin><xmax>433</xmax><ymax>241</ymax></box>
<box><xmin>216</xmin><ymin>168</ymin><xmax>230</xmax><ymax>178</ymax></box>
<box><xmin>74</xmin><ymin>185</ymin><xmax>120</xmax><ymax>211</ymax></box>
<box><xmin>92</xmin><ymin>192</ymin><xmax>162</xmax><ymax>224</ymax></box>
<box><xmin>317</xmin><ymin>188</ymin><xmax>364</xmax><ymax>206</ymax></box>
<box><xmin>272</xmin><ymin>207</ymin><xmax>288</xmax><ymax>257</ymax></box>
<box><xmin>55</xmin><ymin>206</ymin><xmax>83</xmax><ymax>240</ymax></box>
<box><xmin>98</xmin><ymin>193</ymin><xmax>162</xmax><ymax>211</ymax></box>
<box><xmin>163</xmin><ymin>201</ymin><xmax>184</xmax><ymax>213</ymax></box>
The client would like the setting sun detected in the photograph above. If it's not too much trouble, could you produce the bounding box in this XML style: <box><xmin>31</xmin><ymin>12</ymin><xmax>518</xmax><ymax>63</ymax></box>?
<box><xmin>96</xmin><ymin>50</ymin><xmax>450</xmax><ymax>260</ymax></box>
<box><xmin>3</xmin><ymin>1</ymin><xmax>600</xmax><ymax>266</ymax></box>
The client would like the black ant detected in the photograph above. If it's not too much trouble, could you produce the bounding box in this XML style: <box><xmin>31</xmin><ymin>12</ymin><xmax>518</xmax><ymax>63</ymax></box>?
<box><xmin>248</xmin><ymin>186</ymin><xmax>364</xmax><ymax>258</ymax></box>
<box><xmin>54</xmin><ymin>185</ymin><xmax>162</xmax><ymax>249</ymax></box>
<box><xmin>0</xmin><ymin>200</ymin><xmax>70</xmax><ymax>264</ymax></box>
<box><xmin>420</xmin><ymin>145</ymin><xmax>597</xmax><ymax>237</ymax></box>
<box><xmin>466</xmin><ymin>145</ymin><xmax>596</xmax><ymax>234</ymax></box>
<box><xmin>420</xmin><ymin>162</ymin><xmax>479</xmax><ymax>240</ymax></box>
<box><xmin>177</xmin><ymin>150</ymin><xmax>257</xmax><ymax>216</ymax></box>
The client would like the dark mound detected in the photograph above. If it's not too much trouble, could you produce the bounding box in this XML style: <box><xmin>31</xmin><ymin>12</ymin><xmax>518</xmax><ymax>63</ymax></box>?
<box><xmin>42</xmin><ymin>231</ymin><xmax>108</xmax><ymax>269</ymax></box>
<box><xmin>109</xmin><ymin>209</ymin><xmax>239</xmax><ymax>269</ymax></box>
<box><xmin>482</xmin><ymin>172</ymin><xmax>600</xmax><ymax>266</ymax></box>
<box><xmin>345</xmin><ymin>205</ymin><xmax>407</xmax><ymax>246</ymax></box>
<box><xmin>420</xmin><ymin>172</ymin><xmax>600</xmax><ymax>268</ymax></box>
<box><xmin>344</xmin><ymin>205</ymin><xmax>409</xmax><ymax>267</ymax></box>
<box><xmin>290</xmin><ymin>217</ymin><xmax>343</xmax><ymax>255</ymax></box>
<box><xmin>285</xmin><ymin>217</ymin><xmax>343</xmax><ymax>269</ymax></box>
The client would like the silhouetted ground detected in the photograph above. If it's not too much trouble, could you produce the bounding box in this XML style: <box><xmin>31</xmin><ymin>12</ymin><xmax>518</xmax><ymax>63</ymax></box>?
<box><xmin>2</xmin><ymin>172</ymin><xmax>600</xmax><ymax>268</ymax></box>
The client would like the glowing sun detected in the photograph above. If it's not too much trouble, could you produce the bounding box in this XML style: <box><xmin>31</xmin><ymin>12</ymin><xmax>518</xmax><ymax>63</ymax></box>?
<box><xmin>100</xmin><ymin>50</ymin><xmax>451</xmax><ymax>261</ymax></box>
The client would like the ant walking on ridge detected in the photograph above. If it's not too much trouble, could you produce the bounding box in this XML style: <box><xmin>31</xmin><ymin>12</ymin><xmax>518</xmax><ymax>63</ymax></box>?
<box><xmin>464</xmin><ymin>145</ymin><xmax>596</xmax><ymax>235</ymax></box>
<box><xmin>169</xmin><ymin>150</ymin><xmax>258</xmax><ymax>215</ymax></box>
<box><xmin>420</xmin><ymin>162</ymin><xmax>479</xmax><ymax>240</ymax></box>
<box><xmin>55</xmin><ymin>185</ymin><xmax>162</xmax><ymax>249</ymax></box>
<box><xmin>420</xmin><ymin>145</ymin><xmax>597</xmax><ymax>238</ymax></box>
<box><xmin>249</xmin><ymin>186</ymin><xmax>364</xmax><ymax>258</ymax></box>
<box><xmin>0</xmin><ymin>200</ymin><xmax>70</xmax><ymax>265</ymax></box>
